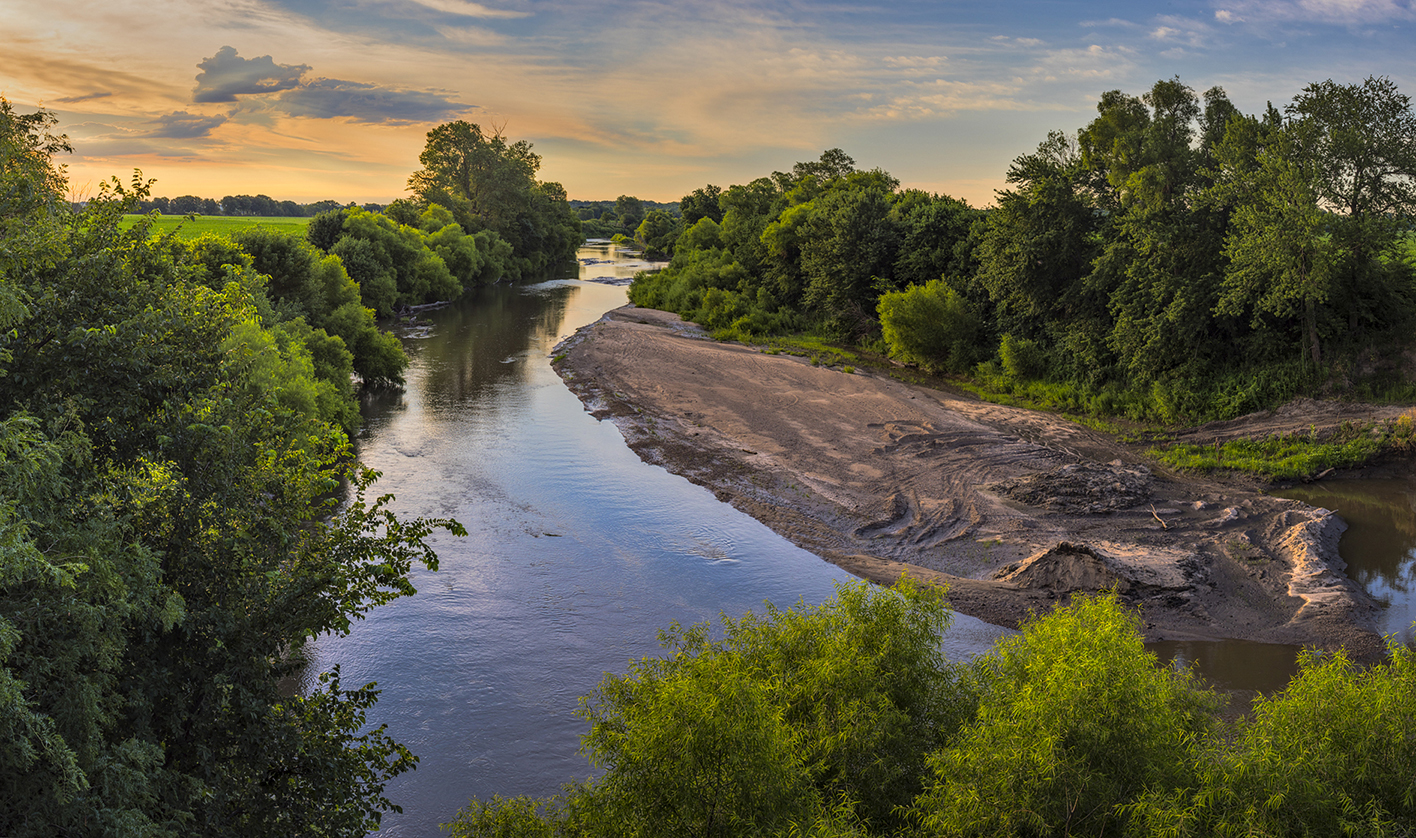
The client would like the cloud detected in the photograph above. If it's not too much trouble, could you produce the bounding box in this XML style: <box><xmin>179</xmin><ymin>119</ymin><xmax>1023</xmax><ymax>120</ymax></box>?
<box><xmin>406</xmin><ymin>0</ymin><xmax>530</xmax><ymax>18</ymax></box>
<box><xmin>882</xmin><ymin>55</ymin><xmax>948</xmax><ymax>69</ymax></box>
<box><xmin>435</xmin><ymin>24</ymin><xmax>510</xmax><ymax>45</ymax></box>
<box><xmin>53</xmin><ymin>92</ymin><xmax>114</xmax><ymax>104</ymax></box>
<box><xmin>145</xmin><ymin>110</ymin><xmax>229</xmax><ymax>139</ymax></box>
<box><xmin>267</xmin><ymin>78</ymin><xmax>471</xmax><ymax>123</ymax></box>
<box><xmin>193</xmin><ymin>46</ymin><xmax>310</xmax><ymax>103</ymax></box>
<box><xmin>862</xmin><ymin>78</ymin><xmax>1039</xmax><ymax>119</ymax></box>
<box><xmin>1148</xmin><ymin>15</ymin><xmax>1213</xmax><ymax>46</ymax></box>
<box><xmin>187</xmin><ymin>47</ymin><xmax>469</xmax><ymax>124</ymax></box>
<box><xmin>1210</xmin><ymin>0</ymin><xmax>1416</xmax><ymax>24</ymax></box>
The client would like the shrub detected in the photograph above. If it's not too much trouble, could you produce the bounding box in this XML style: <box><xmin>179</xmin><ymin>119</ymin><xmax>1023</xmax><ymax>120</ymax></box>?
<box><xmin>910</xmin><ymin>594</ymin><xmax>1217</xmax><ymax>837</ymax></box>
<box><xmin>998</xmin><ymin>333</ymin><xmax>1047</xmax><ymax>380</ymax></box>
<box><xmin>877</xmin><ymin>279</ymin><xmax>980</xmax><ymax>373</ymax></box>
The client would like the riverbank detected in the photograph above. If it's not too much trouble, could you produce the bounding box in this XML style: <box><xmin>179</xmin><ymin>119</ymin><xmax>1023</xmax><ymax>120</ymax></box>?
<box><xmin>554</xmin><ymin>305</ymin><xmax>1400</xmax><ymax>660</ymax></box>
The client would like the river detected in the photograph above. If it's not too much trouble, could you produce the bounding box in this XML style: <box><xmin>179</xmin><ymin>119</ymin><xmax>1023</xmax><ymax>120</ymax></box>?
<box><xmin>302</xmin><ymin>242</ymin><xmax>1009</xmax><ymax>836</ymax></box>
<box><xmin>305</xmin><ymin>243</ymin><xmax>1416</xmax><ymax>835</ymax></box>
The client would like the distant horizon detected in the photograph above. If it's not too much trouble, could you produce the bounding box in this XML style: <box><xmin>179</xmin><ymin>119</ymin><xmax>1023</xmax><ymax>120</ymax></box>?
<box><xmin>8</xmin><ymin>0</ymin><xmax>1416</xmax><ymax>209</ymax></box>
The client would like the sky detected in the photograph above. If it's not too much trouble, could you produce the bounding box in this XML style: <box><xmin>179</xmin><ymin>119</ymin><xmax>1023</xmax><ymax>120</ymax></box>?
<box><xmin>4</xmin><ymin>0</ymin><xmax>1416</xmax><ymax>207</ymax></box>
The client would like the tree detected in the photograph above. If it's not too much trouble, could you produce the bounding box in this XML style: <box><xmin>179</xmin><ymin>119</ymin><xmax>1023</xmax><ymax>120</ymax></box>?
<box><xmin>878</xmin><ymin>279</ymin><xmax>980</xmax><ymax>373</ymax></box>
<box><xmin>634</xmin><ymin>209</ymin><xmax>679</xmax><ymax>258</ymax></box>
<box><xmin>911</xmin><ymin>594</ymin><xmax>1216</xmax><ymax>837</ymax></box>
<box><xmin>407</xmin><ymin>122</ymin><xmax>581</xmax><ymax>278</ymax></box>
<box><xmin>1216</xmin><ymin>135</ymin><xmax>1336</xmax><ymax>369</ymax></box>
<box><xmin>408</xmin><ymin>121</ymin><xmax>539</xmax><ymax>232</ymax></box>
<box><xmin>614</xmin><ymin>195</ymin><xmax>645</xmax><ymax>230</ymax></box>
<box><xmin>799</xmin><ymin>171</ymin><xmax>902</xmax><ymax>335</ymax></box>
<box><xmin>975</xmin><ymin>131</ymin><xmax>1105</xmax><ymax>377</ymax></box>
<box><xmin>1285</xmin><ymin>76</ymin><xmax>1416</xmax><ymax>337</ymax></box>
<box><xmin>0</xmin><ymin>102</ymin><xmax>463</xmax><ymax>834</ymax></box>
<box><xmin>679</xmin><ymin>184</ymin><xmax>723</xmax><ymax>225</ymax></box>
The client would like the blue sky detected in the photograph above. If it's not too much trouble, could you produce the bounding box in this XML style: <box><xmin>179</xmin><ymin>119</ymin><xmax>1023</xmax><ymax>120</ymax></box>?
<box><xmin>4</xmin><ymin>0</ymin><xmax>1415</xmax><ymax>205</ymax></box>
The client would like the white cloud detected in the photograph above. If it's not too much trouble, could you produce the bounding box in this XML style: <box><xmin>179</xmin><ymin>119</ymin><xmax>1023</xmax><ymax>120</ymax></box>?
<box><xmin>405</xmin><ymin>0</ymin><xmax>529</xmax><ymax>18</ymax></box>
<box><xmin>1212</xmin><ymin>0</ymin><xmax>1416</xmax><ymax>24</ymax></box>
<box><xmin>435</xmin><ymin>24</ymin><xmax>509</xmax><ymax>45</ymax></box>
<box><xmin>1148</xmin><ymin>15</ymin><xmax>1213</xmax><ymax>47</ymax></box>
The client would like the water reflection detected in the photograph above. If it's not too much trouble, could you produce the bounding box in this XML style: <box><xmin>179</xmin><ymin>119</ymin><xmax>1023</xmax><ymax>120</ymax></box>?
<box><xmin>1282</xmin><ymin>478</ymin><xmax>1416</xmax><ymax>645</ymax></box>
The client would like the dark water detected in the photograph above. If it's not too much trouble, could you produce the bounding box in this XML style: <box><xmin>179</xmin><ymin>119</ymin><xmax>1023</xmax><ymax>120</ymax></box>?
<box><xmin>1149</xmin><ymin>639</ymin><xmax>1303</xmax><ymax>696</ymax></box>
<box><xmin>1282</xmin><ymin>478</ymin><xmax>1416</xmax><ymax>646</ymax></box>
<box><xmin>303</xmin><ymin>242</ymin><xmax>1009</xmax><ymax>836</ymax></box>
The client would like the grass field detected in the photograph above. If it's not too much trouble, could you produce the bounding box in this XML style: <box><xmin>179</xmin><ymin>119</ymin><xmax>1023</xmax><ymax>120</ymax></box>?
<box><xmin>121</xmin><ymin>214</ymin><xmax>310</xmax><ymax>239</ymax></box>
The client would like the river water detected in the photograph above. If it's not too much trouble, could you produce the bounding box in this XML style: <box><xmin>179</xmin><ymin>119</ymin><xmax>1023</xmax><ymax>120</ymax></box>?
<box><xmin>1282</xmin><ymin>478</ymin><xmax>1416</xmax><ymax>647</ymax></box>
<box><xmin>303</xmin><ymin>242</ymin><xmax>1009</xmax><ymax>836</ymax></box>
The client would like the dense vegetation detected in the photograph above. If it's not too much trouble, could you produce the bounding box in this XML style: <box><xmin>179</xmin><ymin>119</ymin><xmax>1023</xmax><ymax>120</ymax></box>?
<box><xmin>631</xmin><ymin>77</ymin><xmax>1416</xmax><ymax>424</ymax></box>
<box><xmin>449</xmin><ymin>582</ymin><xmax>1416</xmax><ymax>838</ymax></box>
<box><xmin>130</xmin><ymin>194</ymin><xmax>381</xmax><ymax>217</ymax></box>
<box><xmin>571</xmin><ymin>196</ymin><xmax>681</xmax><ymax>245</ymax></box>
<box><xmin>405</xmin><ymin>120</ymin><xmax>583</xmax><ymax>280</ymax></box>
<box><xmin>0</xmin><ymin>100</ymin><xmax>586</xmax><ymax>835</ymax></box>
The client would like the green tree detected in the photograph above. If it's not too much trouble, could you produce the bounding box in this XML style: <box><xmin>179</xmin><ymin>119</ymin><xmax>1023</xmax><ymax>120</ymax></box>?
<box><xmin>407</xmin><ymin>122</ymin><xmax>581</xmax><ymax>277</ymax></box>
<box><xmin>1285</xmin><ymin>76</ymin><xmax>1416</xmax><ymax>338</ymax></box>
<box><xmin>799</xmin><ymin>171</ymin><xmax>902</xmax><ymax>335</ymax></box>
<box><xmin>634</xmin><ymin>209</ymin><xmax>680</xmax><ymax>258</ymax></box>
<box><xmin>229</xmin><ymin>226</ymin><xmax>408</xmax><ymax>385</ymax></box>
<box><xmin>975</xmin><ymin>131</ymin><xmax>1106</xmax><ymax>378</ymax></box>
<box><xmin>0</xmin><ymin>101</ymin><xmax>462</xmax><ymax>836</ymax></box>
<box><xmin>1216</xmin><ymin>135</ymin><xmax>1336</xmax><ymax>369</ymax></box>
<box><xmin>911</xmin><ymin>594</ymin><xmax>1217</xmax><ymax>837</ymax></box>
<box><xmin>614</xmin><ymin>194</ymin><xmax>645</xmax><ymax>230</ymax></box>
<box><xmin>679</xmin><ymin>184</ymin><xmax>723</xmax><ymax>225</ymax></box>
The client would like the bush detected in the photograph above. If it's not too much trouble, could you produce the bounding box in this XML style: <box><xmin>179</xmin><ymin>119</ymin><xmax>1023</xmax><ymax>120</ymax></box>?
<box><xmin>877</xmin><ymin>279</ymin><xmax>980</xmax><ymax>373</ymax></box>
<box><xmin>998</xmin><ymin>333</ymin><xmax>1047</xmax><ymax>380</ymax></box>
<box><xmin>910</xmin><ymin>594</ymin><xmax>1217</xmax><ymax>837</ymax></box>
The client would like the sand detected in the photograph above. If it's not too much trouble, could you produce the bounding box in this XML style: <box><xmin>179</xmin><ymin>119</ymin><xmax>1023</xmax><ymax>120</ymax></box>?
<box><xmin>554</xmin><ymin>305</ymin><xmax>1400</xmax><ymax>659</ymax></box>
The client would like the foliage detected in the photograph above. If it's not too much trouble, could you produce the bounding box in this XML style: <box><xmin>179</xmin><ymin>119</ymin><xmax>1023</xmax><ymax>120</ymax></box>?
<box><xmin>1149</xmin><ymin>416</ymin><xmax>1416</xmax><ymax>479</ymax></box>
<box><xmin>1127</xmin><ymin>643</ymin><xmax>1416</xmax><ymax>837</ymax></box>
<box><xmin>407</xmin><ymin>121</ymin><xmax>582</xmax><ymax>278</ymax></box>
<box><xmin>633</xmin><ymin>209</ymin><xmax>679</xmax><ymax>258</ymax></box>
<box><xmin>226</xmin><ymin>226</ymin><xmax>408</xmax><ymax>387</ymax></box>
<box><xmin>909</xmin><ymin>593</ymin><xmax>1218</xmax><ymax>837</ymax></box>
<box><xmin>628</xmin><ymin>78</ymin><xmax>1416</xmax><ymax>425</ymax></box>
<box><xmin>446</xmin><ymin>580</ymin><xmax>1416</xmax><ymax>838</ymax></box>
<box><xmin>0</xmin><ymin>99</ymin><xmax>463</xmax><ymax>836</ymax></box>
<box><xmin>877</xmin><ymin>279</ymin><xmax>979</xmax><ymax>373</ymax></box>
<box><xmin>448</xmin><ymin>580</ymin><xmax>976</xmax><ymax>836</ymax></box>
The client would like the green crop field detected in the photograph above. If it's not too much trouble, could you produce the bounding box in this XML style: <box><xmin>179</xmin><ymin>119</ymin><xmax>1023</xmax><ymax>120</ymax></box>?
<box><xmin>120</xmin><ymin>214</ymin><xmax>310</xmax><ymax>239</ymax></box>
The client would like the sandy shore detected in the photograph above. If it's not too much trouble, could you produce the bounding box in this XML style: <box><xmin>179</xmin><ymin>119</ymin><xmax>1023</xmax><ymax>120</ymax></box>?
<box><xmin>554</xmin><ymin>305</ymin><xmax>1396</xmax><ymax>659</ymax></box>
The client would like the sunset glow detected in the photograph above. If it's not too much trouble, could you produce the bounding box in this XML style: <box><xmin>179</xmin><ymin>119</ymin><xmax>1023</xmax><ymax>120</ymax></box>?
<box><xmin>6</xmin><ymin>0</ymin><xmax>1416</xmax><ymax>205</ymax></box>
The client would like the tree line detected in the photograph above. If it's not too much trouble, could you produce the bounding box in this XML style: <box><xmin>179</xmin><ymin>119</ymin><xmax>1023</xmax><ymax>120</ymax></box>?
<box><xmin>631</xmin><ymin>77</ymin><xmax>1416</xmax><ymax>423</ymax></box>
<box><xmin>449</xmin><ymin>582</ymin><xmax>1416</xmax><ymax>838</ymax></box>
<box><xmin>0</xmin><ymin>104</ymin><xmax>580</xmax><ymax>836</ymax></box>
<box><xmin>570</xmin><ymin>196</ymin><xmax>682</xmax><ymax>241</ymax></box>
<box><xmin>130</xmin><ymin>194</ymin><xmax>384</xmax><ymax>217</ymax></box>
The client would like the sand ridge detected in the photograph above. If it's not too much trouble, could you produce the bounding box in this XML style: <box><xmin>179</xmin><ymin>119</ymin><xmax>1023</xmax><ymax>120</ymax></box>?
<box><xmin>554</xmin><ymin>305</ymin><xmax>1387</xmax><ymax>658</ymax></box>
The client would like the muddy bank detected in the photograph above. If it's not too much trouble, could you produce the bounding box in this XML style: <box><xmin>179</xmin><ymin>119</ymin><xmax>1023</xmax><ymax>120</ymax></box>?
<box><xmin>554</xmin><ymin>306</ymin><xmax>1390</xmax><ymax>659</ymax></box>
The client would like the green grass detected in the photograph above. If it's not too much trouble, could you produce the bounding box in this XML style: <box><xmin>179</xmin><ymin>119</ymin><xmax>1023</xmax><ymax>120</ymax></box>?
<box><xmin>1149</xmin><ymin>416</ymin><xmax>1416</xmax><ymax>480</ymax></box>
<box><xmin>121</xmin><ymin>214</ymin><xmax>310</xmax><ymax>239</ymax></box>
